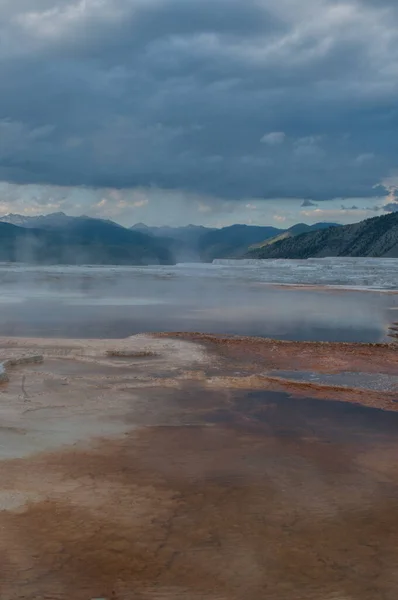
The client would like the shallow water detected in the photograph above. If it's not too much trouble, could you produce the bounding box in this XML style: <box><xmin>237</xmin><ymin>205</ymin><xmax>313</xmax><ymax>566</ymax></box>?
<box><xmin>2</xmin><ymin>384</ymin><xmax>398</xmax><ymax>599</ymax></box>
<box><xmin>0</xmin><ymin>260</ymin><xmax>396</xmax><ymax>341</ymax></box>
<box><xmin>0</xmin><ymin>258</ymin><xmax>396</xmax><ymax>598</ymax></box>
<box><xmin>0</xmin><ymin>331</ymin><xmax>397</xmax><ymax>599</ymax></box>
<box><xmin>268</xmin><ymin>370</ymin><xmax>398</xmax><ymax>392</ymax></box>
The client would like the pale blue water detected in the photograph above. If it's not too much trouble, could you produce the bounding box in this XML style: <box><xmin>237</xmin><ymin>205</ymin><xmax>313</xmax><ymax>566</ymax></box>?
<box><xmin>0</xmin><ymin>259</ymin><xmax>396</xmax><ymax>341</ymax></box>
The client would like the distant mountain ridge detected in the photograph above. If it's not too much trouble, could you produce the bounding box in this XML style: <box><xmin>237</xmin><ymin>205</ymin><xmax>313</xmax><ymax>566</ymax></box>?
<box><xmin>0</xmin><ymin>214</ymin><xmax>174</xmax><ymax>265</ymax></box>
<box><xmin>247</xmin><ymin>212</ymin><xmax>398</xmax><ymax>259</ymax></box>
<box><xmin>197</xmin><ymin>224</ymin><xmax>283</xmax><ymax>261</ymax></box>
<box><xmin>4</xmin><ymin>210</ymin><xmax>389</xmax><ymax>265</ymax></box>
<box><xmin>131</xmin><ymin>223</ymin><xmax>213</xmax><ymax>240</ymax></box>
<box><xmin>131</xmin><ymin>222</ymin><xmax>339</xmax><ymax>262</ymax></box>
<box><xmin>131</xmin><ymin>223</ymin><xmax>215</xmax><ymax>262</ymax></box>
<box><xmin>0</xmin><ymin>212</ymin><xmax>121</xmax><ymax>229</ymax></box>
<box><xmin>249</xmin><ymin>222</ymin><xmax>339</xmax><ymax>250</ymax></box>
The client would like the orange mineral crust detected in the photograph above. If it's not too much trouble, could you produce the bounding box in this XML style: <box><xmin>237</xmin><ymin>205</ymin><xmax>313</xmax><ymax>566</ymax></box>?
<box><xmin>0</xmin><ymin>333</ymin><xmax>396</xmax><ymax>599</ymax></box>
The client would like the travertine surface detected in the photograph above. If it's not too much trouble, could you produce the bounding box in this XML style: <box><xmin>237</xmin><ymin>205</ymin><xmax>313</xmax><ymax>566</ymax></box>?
<box><xmin>0</xmin><ymin>334</ymin><xmax>396</xmax><ymax>600</ymax></box>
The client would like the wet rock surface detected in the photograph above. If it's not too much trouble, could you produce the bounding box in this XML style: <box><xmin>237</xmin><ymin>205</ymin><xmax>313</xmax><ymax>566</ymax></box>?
<box><xmin>0</xmin><ymin>334</ymin><xmax>397</xmax><ymax>599</ymax></box>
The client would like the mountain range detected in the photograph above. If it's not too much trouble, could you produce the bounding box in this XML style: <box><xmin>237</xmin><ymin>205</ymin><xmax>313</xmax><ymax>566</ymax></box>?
<box><xmin>0</xmin><ymin>214</ymin><xmax>173</xmax><ymax>265</ymax></box>
<box><xmin>131</xmin><ymin>222</ymin><xmax>214</xmax><ymax>262</ymax></box>
<box><xmin>248</xmin><ymin>222</ymin><xmax>338</xmax><ymax>250</ymax></box>
<box><xmin>132</xmin><ymin>221</ymin><xmax>339</xmax><ymax>261</ymax></box>
<box><xmin>0</xmin><ymin>210</ymin><xmax>397</xmax><ymax>264</ymax></box>
<box><xmin>247</xmin><ymin>212</ymin><xmax>398</xmax><ymax>259</ymax></box>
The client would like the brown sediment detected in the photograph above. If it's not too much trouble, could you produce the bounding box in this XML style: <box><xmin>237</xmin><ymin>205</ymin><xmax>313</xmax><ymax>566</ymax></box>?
<box><xmin>0</xmin><ymin>334</ymin><xmax>396</xmax><ymax>598</ymax></box>
<box><xmin>153</xmin><ymin>333</ymin><xmax>398</xmax><ymax>411</ymax></box>
<box><xmin>135</xmin><ymin>372</ymin><xmax>398</xmax><ymax>412</ymax></box>
<box><xmin>204</xmin><ymin>374</ymin><xmax>398</xmax><ymax>412</ymax></box>
<box><xmin>155</xmin><ymin>332</ymin><xmax>398</xmax><ymax>375</ymax></box>
<box><xmin>262</xmin><ymin>283</ymin><xmax>398</xmax><ymax>294</ymax></box>
<box><xmin>2</xmin><ymin>416</ymin><xmax>398</xmax><ymax>600</ymax></box>
<box><xmin>3</xmin><ymin>405</ymin><xmax>398</xmax><ymax>600</ymax></box>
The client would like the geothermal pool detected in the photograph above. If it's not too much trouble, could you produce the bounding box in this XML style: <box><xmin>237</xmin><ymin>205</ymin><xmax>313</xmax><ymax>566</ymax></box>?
<box><xmin>0</xmin><ymin>333</ymin><xmax>396</xmax><ymax>598</ymax></box>
<box><xmin>0</xmin><ymin>259</ymin><xmax>396</xmax><ymax>598</ymax></box>
<box><xmin>0</xmin><ymin>258</ymin><xmax>396</xmax><ymax>341</ymax></box>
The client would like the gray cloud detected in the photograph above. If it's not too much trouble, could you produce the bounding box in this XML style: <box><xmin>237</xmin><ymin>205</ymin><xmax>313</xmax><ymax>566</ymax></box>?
<box><xmin>0</xmin><ymin>0</ymin><xmax>398</xmax><ymax>202</ymax></box>
<box><xmin>261</xmin><ymin>132</ymin><xmax>286</xmax><ymax>145</ymax></box>
<box><xmin>384</xmin><ymin>203</ymin><xmax>398</xmax><ymax>212</ymax></box>
<box><xmin>301</xmin><ymin>199</ymin><xmax>318</xmax><ymax>207</ymax></box>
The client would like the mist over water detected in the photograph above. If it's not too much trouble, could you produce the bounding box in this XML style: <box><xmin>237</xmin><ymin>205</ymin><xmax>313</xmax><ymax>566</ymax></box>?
<box><xmin>0</xmin><ymin>258</ymin><xmax>396</xmax><ymax>341</ymax></box>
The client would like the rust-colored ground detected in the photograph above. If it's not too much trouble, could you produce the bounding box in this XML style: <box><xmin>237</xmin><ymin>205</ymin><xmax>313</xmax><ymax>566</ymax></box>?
<box><xmin>3</xmin><ymin>399</ymin><xmax>398</xmax><ymax>600</ymax></box>
<box><xmin>157</xmin><ymin>332</ymin><xmax>398</xmax><ymax>374</ymax></box>
<box><xmin>0</xmin><ymin>334</ymin><xmax>396</xmax><ymax>599</ymax></box>
<box><xmin>157</xmin><ymin>333</ymin><xmax>398</xmax><ymax>410</ymax></box>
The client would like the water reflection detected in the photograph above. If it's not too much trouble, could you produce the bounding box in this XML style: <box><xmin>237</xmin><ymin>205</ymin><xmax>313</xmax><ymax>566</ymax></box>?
<box><xmin>0</xmin><ymin>263</ymin><xmax>396</xmax><ymax>341</ymax></box>
<box><xmin>1</xmin><ymin>370</ymin><xmax>398</xmax><ymax>598</ymax></box>
<box><xmin>137</xmin><ymin>389</ymin><xmax>398</xmax><ymax>599</ymax></box>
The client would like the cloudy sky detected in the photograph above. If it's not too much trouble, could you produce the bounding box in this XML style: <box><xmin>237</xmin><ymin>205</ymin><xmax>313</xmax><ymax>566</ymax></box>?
<box><xmin>1</xmin><ymin>0</ymin><xmax>398</xmax><ymax>227</ymax></box>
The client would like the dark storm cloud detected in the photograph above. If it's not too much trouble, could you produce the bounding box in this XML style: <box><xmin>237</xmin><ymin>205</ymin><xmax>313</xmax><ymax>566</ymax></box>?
<box><xmin>384</xmin><ymin>203</ymin><xmax>398</xmax><ymax>212</ymax></box>
<box><xmin>1</xmin><ymin>0</ymin><xmax>398</xmax><ymax>201</ymax></box>
<box><xmin>301</xmin><ymin>199</ymin><xmax>318</xmax><ymax>207</ymax></box>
